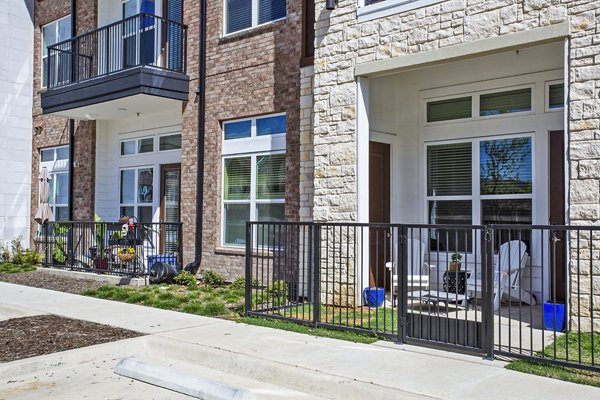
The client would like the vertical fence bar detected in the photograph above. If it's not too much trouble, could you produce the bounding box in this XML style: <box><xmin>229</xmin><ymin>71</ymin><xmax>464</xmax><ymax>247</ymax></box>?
<box><xmin>245</xmin><ymin>222</ymin><xmax>252</xmax><ymax>316</ymax></box>
<box><xmin>312</xmin><ymin>224</ymin><xmax>321</xmax><ymax>327</ymax></box>
<box><xmin>483</xmin><ymin>227</ymin><xmax>494</xmax><ymax>360</ymax></box>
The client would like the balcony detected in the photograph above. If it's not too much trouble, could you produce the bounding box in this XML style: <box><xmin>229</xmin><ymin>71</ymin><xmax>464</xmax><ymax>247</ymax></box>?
<box><xmin>41</xmin><ymin>13</ymin><xmax>189</xmax><ymax>119</ymax></box>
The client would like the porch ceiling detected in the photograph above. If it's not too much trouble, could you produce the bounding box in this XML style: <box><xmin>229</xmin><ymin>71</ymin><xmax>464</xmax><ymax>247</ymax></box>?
<box><xmin>44</xmin><ymin>93</ymin><xmax>183</xmax><ymax>121</ymax></box>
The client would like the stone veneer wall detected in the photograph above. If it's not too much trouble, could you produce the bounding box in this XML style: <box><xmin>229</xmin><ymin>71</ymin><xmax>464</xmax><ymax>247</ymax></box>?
<box><xmin>313</xmin><ymin>0</ymin><xmax>600</xmax><ymax>323</ymax></box>
<box><xmin>179</xmin><ymin>0</ymin><xmax>304</xmax><ymax>280</ymax></box>
<box><xmin>300</xmin><ymin>65</ymin><xmax>315</xmax><ymax>222</ymax></box>
<box><xmin>31</xmin><ymin>0</ymin><xmax>97</xmax><ymax>243</ymax></box>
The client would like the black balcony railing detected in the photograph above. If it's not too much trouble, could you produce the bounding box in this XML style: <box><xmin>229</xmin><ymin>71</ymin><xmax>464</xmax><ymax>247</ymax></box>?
<box><xmin>46</xmin><ymin>13</ymin><xmax>187</xmax><ymax>89</ymax></box>
<box><xmin>246</xmin><ymin>222</ymin><xmax>600</xmax><ymax>372</ymax></box>
<box><xmin>41</xmin><ymin>221</ymin><xmax>183</xmax><ymax>278</ymax></box>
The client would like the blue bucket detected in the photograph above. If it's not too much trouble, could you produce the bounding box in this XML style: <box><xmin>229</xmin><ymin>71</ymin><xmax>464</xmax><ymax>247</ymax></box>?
<box><xmin>363</xmin><ymin>287</ymin><xmax>385</xmax><ymax>308</ymax></box>
<box><xmin>147</xmin><ymin>254</ymin><xmax>177</xmax><ymax>274</ymax></box>
<box><xmin>543</xmin><ymin>302</ymin><xmax>565</xmax><ymax>332</ymax></box>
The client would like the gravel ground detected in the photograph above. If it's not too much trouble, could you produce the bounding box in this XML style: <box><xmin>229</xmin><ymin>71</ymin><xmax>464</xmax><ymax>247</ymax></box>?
<box><xmin>0</xmin><ymin>270</ymin><xmax>106</xmax><ymax>294</ymax></box>
<box><xmin>0</xmin><ymin>315</ymin><xmax>142</xmax><ymax>363</ymax></box>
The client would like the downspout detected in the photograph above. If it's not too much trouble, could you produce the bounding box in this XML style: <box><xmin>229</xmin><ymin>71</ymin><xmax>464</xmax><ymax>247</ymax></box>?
<box><xmin>67</xmin><ymin>0</ymin><xmax>76</xmax><ymax>220</ymax></box>
<box><xmin>184</xmin><ymin>0</ymin><xmax>206</xmax><ymax>275</ymax></box>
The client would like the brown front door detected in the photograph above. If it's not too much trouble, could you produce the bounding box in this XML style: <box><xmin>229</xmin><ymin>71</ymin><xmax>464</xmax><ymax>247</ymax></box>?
<box><xmin>369</xmin><ymin>142</ymin><xmax>391</xmax><ymax>289</ymax></box>
<box><xmin>549</xmin><ymin>131</ymin><xmax>566</xmax><ymax>302</ymax></box>
<box><xmin>160</xmin><ymin>163</ymin><xmax>181</xmax><ymax>254</ymax></box>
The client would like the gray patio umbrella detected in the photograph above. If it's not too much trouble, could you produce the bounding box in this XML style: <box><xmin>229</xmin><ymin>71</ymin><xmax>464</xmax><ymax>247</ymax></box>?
<box><xmin>34</xmin><ymin>167</ymin><xmax>54</xmax><ymax>224</ymax></box>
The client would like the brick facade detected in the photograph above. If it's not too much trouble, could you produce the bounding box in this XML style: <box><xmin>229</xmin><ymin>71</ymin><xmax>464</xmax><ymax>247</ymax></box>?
<box><xmin>180</xmin><ymin>1</ymin><xmax>304</xmax><ymax>280</ymax></box>
<box><xmin>31</xmin><ymin>0</ymin><xmax>97</xmax><ymax>242</ymax></box>
<box><xmin>32</xmin><ymin>0</ymin><xmax>306</xmax><ymax>281</ymax></box>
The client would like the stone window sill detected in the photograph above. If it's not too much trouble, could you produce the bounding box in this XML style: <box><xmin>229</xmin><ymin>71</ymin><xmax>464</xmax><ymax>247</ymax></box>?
<box><xmin>357</xmin><ymin>0</ymin><xmax>445</xmax><ymax>23</ymax></box>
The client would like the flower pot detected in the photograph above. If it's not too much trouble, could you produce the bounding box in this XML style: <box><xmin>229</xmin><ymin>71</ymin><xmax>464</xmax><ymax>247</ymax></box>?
<box><xmin>543</xmin><ymin>302</ymin><xmax>565</xmax><ymax>332</ymax></box>
<box><xmin>449</xmin><ymin>262</ymin><xmax>462</xmax><ymax>272</ymax></box>
<box><xmin>363</xmin><ymin>287</ymin><xmax>385</xmax><ymax>308</ymax></box>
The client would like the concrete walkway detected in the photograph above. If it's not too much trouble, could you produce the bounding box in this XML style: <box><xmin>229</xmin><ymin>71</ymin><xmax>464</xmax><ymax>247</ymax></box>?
<box><xmin>0</xmin><ymin>282</ymin><xmax>597</xmax><ymax>399</ymax></box>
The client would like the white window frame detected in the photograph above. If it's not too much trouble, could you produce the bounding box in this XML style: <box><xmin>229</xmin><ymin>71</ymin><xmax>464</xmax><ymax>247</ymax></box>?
<box><xmin>545</xmin><ymin>80</ymin><xmax>565</xmax><ymax>113</ymax></box>
<box><xmin>119</xmin><ymin>166</ymin><xmax>155</xmax><ymax>221</ymax></box>
<box><xmin>41</xmin><ymin>15</ymin><xmax>72</xmax><ymax>89</ymax></box>
<box><xmin>423</xmin><ymin>84</ymin><xmax>535</xmax><ymax>127</ymax></box>
<box><xmin>357</xmin><ymin>0</ymin><xmax>444</xmax><ymax>23</ymax></box>
<box><xmin>158</xmin><ymin>133</ymin><xmax>182</xmax><ymax>152</ymax></box>
<box><xmin>39</xmin><ymin>145</ymin><xmax>70</xmax><ymax>220</ymax></box>
<box><xmin>221</xmin><ymin>113</ymin><xmax>287</xmax><ymax>247</ymax></box>
<box><xmin>120</xmin><ymin>136</ymin><xmax>155</xmax><ymax>157</ymax></box>
<box><xmin>223</xmin><ymin>0</ymin><xmax>287</xmax><ymax>36</ymax></box>
<box><xmin>424</xmin><ymin>132</ymin><xmax>535</xmax><ymax>258</ymax></box>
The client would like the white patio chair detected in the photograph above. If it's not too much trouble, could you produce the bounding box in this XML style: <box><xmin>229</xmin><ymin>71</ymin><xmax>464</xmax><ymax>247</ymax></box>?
<box><xmin>385</xmin><ymin>238</ymin><xmax>429</xmax><ymax>298</ymax></box>
<box><xmin>466</xmin><ymin>240</ymin><xmax>536</xmax><ymax>311</ymax></box>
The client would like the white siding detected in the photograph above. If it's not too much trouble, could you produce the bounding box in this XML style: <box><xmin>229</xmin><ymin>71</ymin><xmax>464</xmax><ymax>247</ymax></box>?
<box><xmin>0</xmin><ymin>0</ymin><xmax>34</xmax><ymax>245</ymax></box>
<box><xmin>95</xmin><ymin>109</ymin><xmax>182</xmax><ymax>222</ymax></box>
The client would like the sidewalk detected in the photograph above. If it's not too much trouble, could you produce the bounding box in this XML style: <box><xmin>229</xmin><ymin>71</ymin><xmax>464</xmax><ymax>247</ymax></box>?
<box><xmin>0</xmin><ymin>282</ymin><xmax>597</xmax><ymax>399</ymax></box>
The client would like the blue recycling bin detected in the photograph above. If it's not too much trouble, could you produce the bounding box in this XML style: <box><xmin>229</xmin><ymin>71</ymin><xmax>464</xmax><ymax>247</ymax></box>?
<box><xmin>147</xmin><ymin>254</ymin><xmax>177</xmax><ymax>274</ymax></box>
<box><xmin>363</xmin><ymin>287</ymin><xmax>385</xmax><ymax>307</ymax></box>
<box><xmin>543</xmin><ymin>302</ymin><xmax>565</xmax><ymax>332</ymax></box>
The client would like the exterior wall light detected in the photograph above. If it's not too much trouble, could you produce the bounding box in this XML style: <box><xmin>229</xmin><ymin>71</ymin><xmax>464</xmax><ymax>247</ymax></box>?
<box><xmin>326</xmin><ymin>0</ymin><xmax>336</xmax><ymax>10</ymax></box>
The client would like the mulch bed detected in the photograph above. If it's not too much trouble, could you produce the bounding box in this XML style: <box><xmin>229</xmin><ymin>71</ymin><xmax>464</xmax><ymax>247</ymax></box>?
<box><xmin>0</xmin><ymin>315</ymin><xmax>142</xmax><ymax>363</ymax></box>
<box><xmin>0</xmin><ymin>271</ymin><xmax>105</xmax><ymax>294</ymax></box>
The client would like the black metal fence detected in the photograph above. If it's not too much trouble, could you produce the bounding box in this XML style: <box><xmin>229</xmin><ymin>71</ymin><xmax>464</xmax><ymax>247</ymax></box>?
<box><xmin>46</xmin><ymin>13</ymin><xmax>187</xmax><ymax>89</ymax></box>
<box><xmin>245</xmin><ymin>222</ymin><xmax>600</xmax><ymax>372</ymax></box>
<box><xmin>41</xmin><ymin>221</ymin><xmax>183</xmax><ymax>277</ymax></box>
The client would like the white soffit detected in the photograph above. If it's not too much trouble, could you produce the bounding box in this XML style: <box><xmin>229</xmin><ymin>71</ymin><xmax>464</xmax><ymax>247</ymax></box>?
<box><xmin>354</xmin><ymin>22</ymin><xmax>569</xmax><ymax>78</ymax></box>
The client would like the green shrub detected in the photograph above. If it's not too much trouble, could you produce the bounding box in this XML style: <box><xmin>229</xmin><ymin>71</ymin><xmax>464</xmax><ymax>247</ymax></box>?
<box><xmin>0</xmin><ymin>237</ymin><xmax>43</xmax><ymax>266</ymax></box>
<box><xmin>201</xmin><ymin>270</ymin><xmax>225</xmax><ymax>287</ymax></box>
<box><xmin>231</xmin><ymin>276</ymin><xmax>260</xmax><ymax>290</ymax></box>
<box><xmin>173</xmin><ymin>270</ymin><xmax>197</xmax><ymax>288</ymax></box>
<box><xmin>266</xmin><ymin>280</ymin><xmax>289</xmax><ymax>306</ymax></box>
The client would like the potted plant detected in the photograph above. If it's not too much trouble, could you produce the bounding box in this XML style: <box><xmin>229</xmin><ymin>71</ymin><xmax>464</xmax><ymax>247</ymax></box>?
<box><xmin>450</xmin><ymin>252</ymin><xmax>462</xmax><ymax>271</ymax></box>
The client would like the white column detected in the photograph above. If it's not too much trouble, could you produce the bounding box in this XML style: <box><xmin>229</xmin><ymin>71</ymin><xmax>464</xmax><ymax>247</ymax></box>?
<box><xmin>357</xmin><ymin>77</ymin><xmax>370</xmax><ymax>299</ymax></box>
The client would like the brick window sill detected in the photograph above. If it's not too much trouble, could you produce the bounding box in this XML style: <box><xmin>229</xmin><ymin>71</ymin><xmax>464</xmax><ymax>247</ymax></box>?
<box><xmin>219</xmin><ymin>19</ymin><xmax>287</xmax><ymax>44</ymax></box>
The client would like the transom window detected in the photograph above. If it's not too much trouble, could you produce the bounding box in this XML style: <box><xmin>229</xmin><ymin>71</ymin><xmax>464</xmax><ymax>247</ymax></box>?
<box><xmin>42</xmin><ymin>15</ymin><xmax>71</xmax><ymax>88</ymax></box>
<box><xmin>427</xmin><ymin>136</ymin><xmax>533</xmax><ymax>251</ymax></box>
<box><xmin>222</xmin><ymin>113</ymin><xmax>287</xmax><ymax>246</ymax></box>
<box><xmin>39</xmin><ymin>146</ymin><xmax>70</xmax><ymax>221</ymax></box>
<box><xmin>426</xmin><ymin>86</ymin><xmax>533</xmax><ymax>124</ymax></box>
<box><xmin>120</xmin><ymin>167</ymin><xmax>154</xmax><ymax>222</ymax></box>
<box><xmin>225</xmin><ymin>0</ymin><xmax>287</xmax><ymax>35</ymax></box>
<box><xmin>121</xmin><ymin>134</ymin><xmax>182</xmax><ymax>156</ymax></box>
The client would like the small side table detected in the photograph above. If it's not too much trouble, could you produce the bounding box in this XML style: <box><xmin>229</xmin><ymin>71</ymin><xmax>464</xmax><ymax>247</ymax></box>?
<box><xmin>443</xmin><ymin>270</ymin><xmax>471</xmax><ymax>295</ymax></box>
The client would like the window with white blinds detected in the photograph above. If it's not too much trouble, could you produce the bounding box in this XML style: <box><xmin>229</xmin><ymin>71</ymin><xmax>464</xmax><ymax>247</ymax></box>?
<box><xmin>426</xmin><ymin>135</ymin><xmax>533</xmax><ymax>251</ymax></box>
<box><xmin>222</xmin><ymin>113</ymin><xmax>286</xmax><ymax>246</ymax></box>
<box><xmin>225</xmin><ymin>0</ymin><xmax>287</xmax><ymax>34</ymax></box>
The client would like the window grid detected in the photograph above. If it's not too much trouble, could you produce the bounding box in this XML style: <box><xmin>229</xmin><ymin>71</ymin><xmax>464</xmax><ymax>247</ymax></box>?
<box><xmin>426</xmin><ymin>134</ymin><xmax>534</xmax><ymax>251</ymax></box>
<box><xmin>119</xmin><ymin>166</ymin><xmax>154</xmax><ymax>222</ymax></box>
<box><xmin>222</xmin><ymin>113</ymin><xmax>287</xmax><ymax>247</ymax></box>
<box><xmin>41</xmin><ymin>15</ymin><xmax>71</xmax><ymax>89</ymax></box>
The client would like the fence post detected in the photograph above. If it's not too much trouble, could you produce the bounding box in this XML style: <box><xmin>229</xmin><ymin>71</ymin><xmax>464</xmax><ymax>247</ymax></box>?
<box><xmin>312</xmin><ymin>224</ymin><xmax>321</xmax><ymax>327</ymax></box>
<box><xmin>397</xmin><ymin>225</ymin><xmax>408</xmax><ymax>343</ymax></box>
<box><xmin>244</xmin><ymin>222</ymin><xmax>253</xmax><ymax>317</ymax></box>
<box><xmin>482</xmin><ymin>226</ymin><xmax>495</xmax><ymax>360</ymax></box>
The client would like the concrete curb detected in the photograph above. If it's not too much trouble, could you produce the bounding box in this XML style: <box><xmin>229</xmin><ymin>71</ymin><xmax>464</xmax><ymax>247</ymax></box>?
<box><xmin>38</xmin><ymin>267</ymin><xmax>148</xmax><ymax>286</ymax></box>
<box><xmin>114</xmin><ymin>357</ymin><xmax>256</xmax><ymax>400</ymax></box>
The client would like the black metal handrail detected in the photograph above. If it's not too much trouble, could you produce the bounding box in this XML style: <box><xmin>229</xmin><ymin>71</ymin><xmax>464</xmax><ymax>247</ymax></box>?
<box><xmin>46</xmin><ymin>13</ymin><xmax>188</xmax><ymax>89</ymax></box>
<box><xmin>41</xmin><ymin>221</ymin><xmax>183</xmax><ymax>278</ymax></box>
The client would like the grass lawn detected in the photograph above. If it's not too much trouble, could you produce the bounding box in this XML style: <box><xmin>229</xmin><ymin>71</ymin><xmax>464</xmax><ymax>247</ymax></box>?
<box><xmin>83</xmin><ymin>283</ymin><xmax>384</xmax><ymax>343</ymax></box>
<box><xmin>506</xmin><ymin>332</ymin><xmax>600</xmax><ymax>387</ymax></box>
<box><xmin>83</xmin><ymin>283</ymin><xmax>245</xmax><ymax>318</ymax></box>
<box><xmin>0</xmin><ymin>263</ymin><xmax>36</xmax><ymax>274</ymax></box>
<box><xmin>238</xmin><ymin>316</ymin><xmax>380</xmax><ymax>344</ymax></box>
